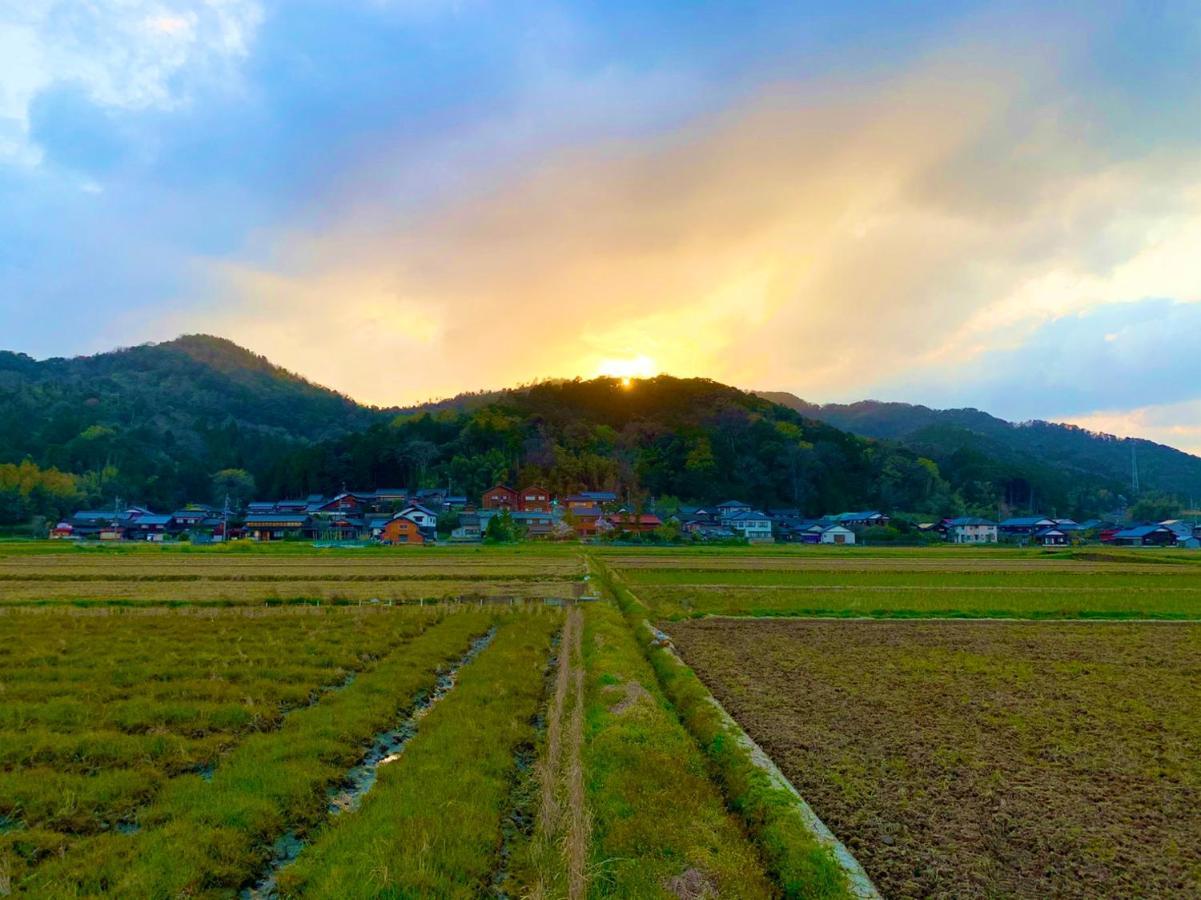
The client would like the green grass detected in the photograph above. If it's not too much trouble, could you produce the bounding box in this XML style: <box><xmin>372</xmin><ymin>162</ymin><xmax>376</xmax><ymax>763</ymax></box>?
<box><xmin>21</xmin><ymin>610</ymin><xmax>494</xmax><ymax>895</ymax></box>
<box><xmin>276</xmin><ymin>610</ymin><xmax>559</xmax><ymax>898</ymax></box>
<box><xmin>578</xmin><ymin>597</ymin><xmax>778</xmax><ymax>897</ymax></box>
<box><xmin>594</xmin><ymin>560</ymin><xmax>853</xmax><ymax>899</ymax></box>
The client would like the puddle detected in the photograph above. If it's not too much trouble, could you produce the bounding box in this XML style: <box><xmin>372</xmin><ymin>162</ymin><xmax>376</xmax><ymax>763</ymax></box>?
<box><xmin>240</xmin><ymin>627</ymin><xmax>497</xmax><ymax>899</ymax></box>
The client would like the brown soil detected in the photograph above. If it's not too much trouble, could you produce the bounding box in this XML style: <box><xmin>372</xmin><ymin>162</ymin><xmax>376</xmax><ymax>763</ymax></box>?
<box><xmin>667</xmin><ymin>618</ymin><xmax>1201</xmax><ymax>899</ymax></box>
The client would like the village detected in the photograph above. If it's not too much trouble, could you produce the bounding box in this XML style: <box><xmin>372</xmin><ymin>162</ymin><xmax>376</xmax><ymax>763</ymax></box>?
<box><xmin>47</xmin><ymin>484</ymin><xmax>1201</xmax><ymax>549</ymax></box>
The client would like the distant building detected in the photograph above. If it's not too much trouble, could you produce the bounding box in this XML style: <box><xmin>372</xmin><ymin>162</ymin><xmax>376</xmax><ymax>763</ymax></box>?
<box><xmin>604</xmin><ymin>513</ymin><xmax>663</xmax><ymax>534</ymax></box>
<box><xmin>379</xmin><ymin>514</ymin><xmax>432</xmax><ymax>545</ymax></box>
<box><xmin>1032</xmin><ymin>526</ymin><xmax>1069</xmax><ymax>547</ymax></box>
<box><xmin>999</xmin><ymin>517</ymin><xmax>1055</xmax><ymax>537</ymax></box>
<box><xmin>1111</xmin><ymin>524</ymin><xmax>1175</xmax><ymax>547</ymax></box>
<box><xmin>716</xmin><ymin>500</ymin><xmax>752</xmax><ymax>523</ymax></box>
<box><xmin>244</xmin><ymin>513</ymin><xmax>312</xmax><ymax>541</ymax></box>
<box><xmin>944</xmin><ymin>517</ymin><xmax>998</xmax><ymax>544</ymax></box>
<box><xmin>725</xmin><ymin>509</ymin><xmax>773</xmax><ymax>543</ymax></box>
<box><xmin>819</xmin><ymin>524</ymin><xmax>856</xmax><ymax>545</ymax></box>
<box><xmin>831</xmin><ymin>511</ymin><xmax>890</xmax><ymax>529</ymax></box>
<box><xmin>518</xmin><ymin>485</ymin><xmax>552</xmax><ymax>512</ymax></box>
<box><xmin>482</xmin><ymin>485</ymin><xmax>519</xmax><ymax>510</ymax></box>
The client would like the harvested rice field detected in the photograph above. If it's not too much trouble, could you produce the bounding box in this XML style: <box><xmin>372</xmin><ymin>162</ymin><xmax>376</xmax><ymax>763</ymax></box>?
<box><xmin>665</xmin><ymin>617</ymin><xmax>1201</xmax><ymax>899</ymax></box>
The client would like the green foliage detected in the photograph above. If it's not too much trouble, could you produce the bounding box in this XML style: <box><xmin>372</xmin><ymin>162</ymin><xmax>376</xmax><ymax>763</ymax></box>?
<box><xmin>484</xmin><ymin>509</ymin><xmax>520</xmax><ymax>543</ymax></box>
<box><xmin>1129</xmin><ymin>492</ymin><xmax>1182</xmax><ymax>522</ymax></box>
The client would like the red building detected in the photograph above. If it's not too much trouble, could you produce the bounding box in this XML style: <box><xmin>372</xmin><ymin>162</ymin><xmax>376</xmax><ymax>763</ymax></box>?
<box><xmin>518</xmin><ymin>485</ymin><xmax>552</xmax><ymax>512</ymax></box>
<box><xmin>482</xmin><ymin>485</ymin><xmax>519</xmax><ymax>510</ymax></box>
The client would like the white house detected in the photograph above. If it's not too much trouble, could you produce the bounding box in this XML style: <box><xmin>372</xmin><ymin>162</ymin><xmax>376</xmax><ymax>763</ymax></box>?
<box><xmin>819</xmin><ymin>524</ymin><xmax>856</xmax><ymax>545</ymax></box>
<box><xmin>395</xmin><ymin>503</ymin><xmax>437</xmax><ymax>530</ymax></box>
<box><xmin>726</xmin><ymin>509</ymin><xmax>773</xmax><ymax>543</ymax></box>
<box><xmin>944</xmin><ymin>517</ymin><xmax>998</xmax><ymax>544</ymax></box>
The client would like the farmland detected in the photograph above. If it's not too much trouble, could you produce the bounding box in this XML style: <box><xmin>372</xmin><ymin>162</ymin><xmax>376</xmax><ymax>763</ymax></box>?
<box><xmin>665</xmin><ymin>618</ymin><xmax>1201</xmax><ymax>898</ymax></box>
<box><xmin>608</xmin><ymin>549</ymin><xmax>1201</xmax><ymax>619</ymax></box>
<box><xmin>1</xmin><ymin>541</ymin><xmax>1198</xmax><ymax>897</ymax></box>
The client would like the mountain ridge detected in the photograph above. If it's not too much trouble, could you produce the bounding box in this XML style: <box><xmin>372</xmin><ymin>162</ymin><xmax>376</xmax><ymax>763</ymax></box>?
<box><xmin>756</xmin><ymin>391</ymin><xmax>1201</xmax><ymax>503</ymax></box>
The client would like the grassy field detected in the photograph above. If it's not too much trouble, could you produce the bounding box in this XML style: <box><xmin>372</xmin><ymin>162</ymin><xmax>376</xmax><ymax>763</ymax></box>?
<box><xmin>607</xmin><ymin>548</ymin><xmax>1201</xmax><ymax>619</ymax></box>
<box><xmin>2</xmin><ymin>541</ymin><xmax>1196</xmax><ymax>897</ymax></box>
<box><xmin>665</xmin><ymin>617</ymin><xmax>1201</xmax><ymax>898</ymax></box>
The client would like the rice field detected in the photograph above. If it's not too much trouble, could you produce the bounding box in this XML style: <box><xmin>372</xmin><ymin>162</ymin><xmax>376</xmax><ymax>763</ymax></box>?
<box><xmin>2</xmin><ymin>542</ymin><xmax>1192</xmax><ymax>897</ymax></box>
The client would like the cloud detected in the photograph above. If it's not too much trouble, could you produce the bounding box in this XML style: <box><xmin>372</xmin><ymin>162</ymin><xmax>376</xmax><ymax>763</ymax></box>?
<box><xmin>162</xmin><ymin>15</ymin><xmax>1201</xmax><ymax>430</ymax></box>
<box><xmin>0</xmin><ymin>0</ymin><xmax>262</xmax><ymax>166</ymax></box>
<box><xmin>1066</xmin><ymin>401</ymin><xmax>1201</xmax><ymax>457</ymax></box>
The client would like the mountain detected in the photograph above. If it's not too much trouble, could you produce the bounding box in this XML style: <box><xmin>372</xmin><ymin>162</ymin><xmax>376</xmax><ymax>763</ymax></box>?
<box><xmin>3</xmin><ymin>335</ymin><xmax>1190</xmax><ymax>527</ymax></box>
<box><xmin>758</xmin><ymin>393</ymin><xmax>1201</xmax><ymax>510</ymax></box>
<box><xmin>0</xmin><ymin>335</ymin><xmax>385</xmax><ymax>514</ymax></box>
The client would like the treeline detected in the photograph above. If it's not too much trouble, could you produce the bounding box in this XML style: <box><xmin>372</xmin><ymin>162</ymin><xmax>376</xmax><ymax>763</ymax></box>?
<box><xmin>262</xmin><ymin>378</ymin><xmax>981</xmax><ymax>517</ymax></box>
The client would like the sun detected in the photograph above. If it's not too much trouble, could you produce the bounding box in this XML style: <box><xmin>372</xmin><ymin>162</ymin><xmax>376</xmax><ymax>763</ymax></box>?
<box><xmin>596</xmin><ymin>354</ymin><xmax>658</xmax><ymax>384</ymax></box>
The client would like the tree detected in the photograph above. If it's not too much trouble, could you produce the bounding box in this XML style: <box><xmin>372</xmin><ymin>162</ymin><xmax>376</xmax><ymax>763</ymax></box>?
<box><xmin>211</xmin><ymin>469</ymin><xmax>256</xmax><ymax>510</ymax></box>
<box><xmin>1129</xmin><ymin>492</ymin><xmax>1181</xmax><ymax>523</ymax></box>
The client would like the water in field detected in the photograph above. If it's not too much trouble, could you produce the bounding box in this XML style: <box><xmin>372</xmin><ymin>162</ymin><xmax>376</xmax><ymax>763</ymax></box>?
<box><xmin>240</xmin><ymin>627</ymin><xmax>498</xmax><ymax>899</ymax></box>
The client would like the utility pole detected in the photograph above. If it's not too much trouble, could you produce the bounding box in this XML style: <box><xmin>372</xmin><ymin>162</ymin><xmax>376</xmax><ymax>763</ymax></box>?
<box><xmin>1131</xmin><ymin>442</ymin><xmax>1141</xmax><ymax>495</ymax></box>
<box><xmin>222</xmin><ymin>493</ymin><xmax>230</xmax><ymax>543</ymax></box>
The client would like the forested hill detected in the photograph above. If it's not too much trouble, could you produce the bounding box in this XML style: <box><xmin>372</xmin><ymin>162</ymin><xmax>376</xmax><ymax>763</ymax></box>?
<box><xmin>1</xmin><ymin>335</ymin><xmax>1191</xmax><ymax>524</ymax></box>
<box><xmin>758</xmin><ymin>392</ymin><xmax>1201</xmax><ymax>507</ymax></box>
<box><xmin>0</xmin><ymin>335</ymin><xmax>385</xmax><ymax>513</ymax></box>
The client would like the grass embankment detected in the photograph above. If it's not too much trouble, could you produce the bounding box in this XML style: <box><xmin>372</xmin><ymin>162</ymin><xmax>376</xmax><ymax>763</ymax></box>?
<box><xmin>576</xmin><ymin>596</ymin><xmax>777</xmax><ymax>897</ymax></box>
<box><xmin>22</xmin><ymin>610</ymin><xmax>496</xmax><ymax>895</ymax></box>
<box><xmin>276</xmin><ymin>610</ymin><xmax>560</xmax><ymax>898</ymax></box>
<box><xmin>667</xmin><ymin>618</ymin><xmax>1201</xmax><ymax>898</ymax></box>
<box><xmin>593</xmin><ymin>560</ymin><xmax>852</xmax><ymax>899</ymax></box>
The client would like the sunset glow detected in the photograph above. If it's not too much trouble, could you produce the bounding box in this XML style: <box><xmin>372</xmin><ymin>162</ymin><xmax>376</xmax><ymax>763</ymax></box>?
<box><xmin>596</xmin><ymin>356</ymin><xmax>659</xmax><ymax>381</ymax></box>
<box><xmin>2</xmin><ymin>2</ymin><xmax>1199</xmax><ymax>452</ymax></box>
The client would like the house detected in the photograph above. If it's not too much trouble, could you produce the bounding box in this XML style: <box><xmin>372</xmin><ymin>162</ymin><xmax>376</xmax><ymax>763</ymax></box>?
<box><xmin>171</xmin><ymin>508</ymin><xmax>213</xmax><ymax>529</ymax></box>
<box><xmin>819</xmin><ymin>524</ymin><xmax>856</xmax><ymax>545</ymax></box>
<box><xmin>769</xmin><ymin>516</ymin><xmax>817</xmax><ymax>543</ymax></box>
<box><xmin>450</xmin><ymin>512</ymin><xmax>482</xmax><ymax>542</ymax></box>
<box><xmin>50</xmin><ymin>521</ymin><xmax>75</xmax><ymax>540</ymax></box>
<box><xmin>566</xmin><ymin>504</ymin><xmax>604</xmax><ymax>538</ymax></box>
<box><xmin>1052</xmin><ymin>518</ymin><xmax>1081</xmax><ymax>532</ymax></box>
<box><xmin>725</xmin><ymin>509</ymin><xmax>774</xmax><ymax>543</ymax></box>
<box><xmin>511</xmin><ymin>510</ymin><xmax>557</xmax><ymax>538</ymax></box>
<box><xmin>379</xmin><ymin>514</ymin><xmax>432</xmax><ymax>545</ymax></box>
<box><xmin>604</xmin><ymin>513</ymin><xmax>663</xmax><ymax>534</ymax></box>
<box><xmin>1033</xmin><ymin>526</ymin><xmax>1069</xmax><ymax>547</ymax></box>
<box><xmin>999</xmin><ymin>516</ymin><xmax>1056</xmax><ymax>537</ymax></box>
<box><xmin>832</xmin><ymin>511</ymin><xmax>890</xmax><ymax>529</ymax></box>
<box><xmin>313</xmin><ymin>492</ymin><xmax>371</xmax><ymax>514</ymax></box>
<box><xmin>244</xmin><ymin>513</ymin><xmax>312</xmax><ymax>541</ymax></box>
<box><xmin>563</xmin><ymin>491</ymin><xmax>617</xmax><ymax>509</ymax></box>
<box><xmin>1111</xmin><ymin>524</ymin><xmax>1176</xmax><ymax>547</ymax></box>
<box><xmin>716</xmin><ymin>500</ymin><xmax>752</xmax><ymax>522</ymax></box>
<box><xmin>396</xmin><ymin>503</ymin><xmax>438</xmax><ymax>530</ymax></box>
<box><xmin>1178</xmin><ymin>535</ymin><xmax>1201</xmax><ymax>550</ymax></box>
<box><xmin>126</xmin><ymin>514</ymin><xmax>173</xmax><ymax>541</ymax></box>
<box><xmin>373</xmin><ymin>488</ymin><xmax>409</xmax><ymax>509</ymax></box>
<box><xmin>482</xmin><ymin>485</ymin><xmax>519</xmax><ymax>510</ymax></box>
<box><xmin>518</xmin><ymin>485</ymin><xmax>552</xmax><ymax>512</ymax></box>
<box><xmin>944</xmin><ymin>517</ymin><xmax>998</xmax><ymax>544</ymax></box>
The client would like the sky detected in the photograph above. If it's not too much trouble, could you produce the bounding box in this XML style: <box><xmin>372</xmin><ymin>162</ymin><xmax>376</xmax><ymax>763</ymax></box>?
<box><xmin>2</xmin><ymin>1</ymin><xmax>1200</xmax><ymax>454</ymax></box>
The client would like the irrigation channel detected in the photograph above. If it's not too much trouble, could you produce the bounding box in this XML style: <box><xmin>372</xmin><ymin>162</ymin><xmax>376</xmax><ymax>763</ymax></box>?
<box><xmin>240</xmin><ymin>627</ymin><xmax>499</xmax><ymax>899</ymax></box>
